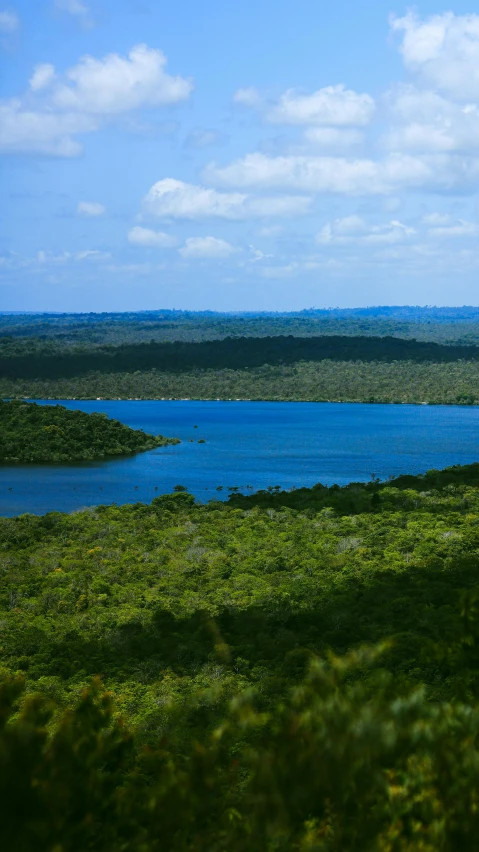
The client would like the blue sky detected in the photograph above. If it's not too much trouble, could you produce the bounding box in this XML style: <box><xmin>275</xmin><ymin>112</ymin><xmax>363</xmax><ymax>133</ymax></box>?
<box><xmin>1</xmin><ymin>0</ymin><xmax>479</xmax><ymax>311</ymax></box>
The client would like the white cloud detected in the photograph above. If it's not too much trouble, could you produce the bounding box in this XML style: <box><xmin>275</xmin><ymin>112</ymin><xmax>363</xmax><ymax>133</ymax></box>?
<box><xmin>328</xmin><ymin>214</ymin><xmax>367</xmax><ymax>235</ymax></box>
<box><xmin>234</xmin><ymin>84</ymin><xmax>374</xmax><ymax>127</ymax></box>
<box><xmin>128</xmin><ymin>226</ymin><xmax>178</xmax><ymax>247</ymax></box>
<box><xmin>75</xmin><ymin>249</ymin><xmax>110</xmax><ymax>261</ymax></box>
<box><xmin>0</xmin><ymin>9</ymin><xmax>18</xmax><ymax>32</ymax></box>
<box><xmin>55</xmin><ymin>0</ymin><xmax>89</xmax><ymax>16</ymax></box>
<box><xmin>304</xmin><ymin>127</ymin><xmax>363</xmax><ymax>149</ymax></box>
<box><xmin>37</xmin><ymin>250</ymin><xmax>70</xmax><ymax>265</ymax></box>
<box><xmin>317</xmin><ymin>217</ymin><xmax>415</xmax><ymax>246</ymax></box>
<box><xmin>421</xmin><ymin>212</ymin><xmax>451</xmax><ymax>226</ymax></box>
<box><xmin>35</xmin><ymin>248</ymin><xmax>110</xmax><ymax>264</ymax></box>
<box><xmin>233</xmin><ymin>87</ymin><xmax>262</xmax><ymax>108</ymax></box>
<box><xmin>53</xmin><ymin>44</ymin><xmax>193</xmax><ymax>114</ymax></box>
<box><xmin>142</xmin><ymin>178</ymin><xmax>312</xmax><ymax>220</ymax></box>
<box><xmin>266</xmin><ymin>85</ymin><xmax>375</xmax><ymax>126</ymax></box>
<box><xmin>184</xmin><ymin>128</ymin><xmax>222</xmax><ymax>149</ymax></box>
<box><xmin>257</xmin><ymin>225</ymin><xmax>284</xmax><ymax>237</ymax></box>
<box><xmin>427</xmin><ymin>218</ymin><xmax>478</xmax><ymax>238</ymax></box>
<box><xmin>29</xmin><ymin>64</ymin><xmax>56</xmax><ymax>92</ymax></box>
<box><xmin>0</xmin><ymin>100</ymin><xmax>96</xmax><ymax>156</ymax></box>
<box><xmin>0</xmin><ymin>43</ymin><xmax>192</xmax><ymax>157</ymax></box>
<box><xmin>77</xmin><ymin>201</ymin><xmax>105</xmax><ymax>217</ymax></box>
<box><xmin>247</xmin><ymin>245</ymin><xmax>273</xmax><ymax>263</ymax></box>
<box><xmin>204</xmin><ymin>151</ymin><xmax>479</xmax><ymax>195</ymax></box>
<box><xmin>204</xmin><ymin>153</ymin><xmax>385</xmax><ymax>193</ymax></box>
<box><xmin>105</xmin><ymin>262</ymin><xmax>164</xmax><ymax>275</ymax></box>
<box><xmin>385</xmin><ymin>86</ymin><xmax>479</xmax><ymax>153</ymax></box>
<box><xmin>391</xmin><ymin>12</ymin><xmax>479</xmax><ymax>101</ymax></box>
<box><xmin>179</xmin><ymin>236</ymin><xmax>238</xmax><ymax>259</ymax></box>
<box><xmin>259</xmin><ymin>258</ymin><xmax>327</xmax><ymax>279</ymax></box>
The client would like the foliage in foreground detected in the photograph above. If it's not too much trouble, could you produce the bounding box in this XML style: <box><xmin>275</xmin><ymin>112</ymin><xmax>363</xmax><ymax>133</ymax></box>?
<box><xmin>0</xmin><ymin>399</ymin><xmax>179</xmax><ymax>463</ymax></box>
<box><xmin>5</xmin><ymin>468</ymin><xmax>479</xmax><ymax>847</ymax></box>
<box><xmin>5</xmin><ymin>644</ymin><xmax>479</xmax><ymax>851</ymax></box>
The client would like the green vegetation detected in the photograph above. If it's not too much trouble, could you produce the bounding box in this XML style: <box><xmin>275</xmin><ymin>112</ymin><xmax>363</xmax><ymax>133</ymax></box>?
<box><xmin>0</xmin><ymin>399</ymin><xmax>179</xmax><ymax>463</ymax></box>
<box><xmin>5</xmin><ymin>466</ymin><xmax>479</xmax><ymax>846</ymax></box>
<box><xmin>2</xmin><ymin>335</ymin><xmax>479</xmax><ymax>381</ymax></box>
<box><xmin>4</xmin><ymin>305</ymin><xmax>479</xmax><ymax>347</ymax></box>
<box><xmin>3</xmin><ymin>309</ymin><xmax>479</xmax><ymax>405</ymax></box>
<box><xmin>2</xmin><ymin>358</ymin><xmax>479</xmax><ymax>405</ymax></box>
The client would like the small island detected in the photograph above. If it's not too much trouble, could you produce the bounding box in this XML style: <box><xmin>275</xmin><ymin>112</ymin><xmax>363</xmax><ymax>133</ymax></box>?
<box><xmin>0</xmin><ymin>399</ymin><xmax>179</xmax><ymax>463</ymax></box>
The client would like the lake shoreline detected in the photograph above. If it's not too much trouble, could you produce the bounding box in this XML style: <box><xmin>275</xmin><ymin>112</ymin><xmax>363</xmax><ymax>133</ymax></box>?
<box><xmin>6</xmin><ymin>395</ymin><xmax>479</xmax><ymax>408</ymax></box>
<box><xmin>2</xmin><ymin>399</ymin><xmax>479</xmax><ymax>518</ymax></box>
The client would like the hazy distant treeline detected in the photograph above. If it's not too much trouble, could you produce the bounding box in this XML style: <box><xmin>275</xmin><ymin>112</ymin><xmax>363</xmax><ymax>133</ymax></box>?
<box><xmin>4</xmin><ymin>307</ymin><xmax>479</xmax><ymax>348</ymax></box>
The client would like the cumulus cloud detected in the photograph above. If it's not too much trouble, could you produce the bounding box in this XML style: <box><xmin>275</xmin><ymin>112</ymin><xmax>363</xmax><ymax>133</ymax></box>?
<box><xmin>1</xmin><ymin>44</ymin><xmax>192</xmax><ymax>157</ymax></box>
<box><xmin>266</xmin><ymin>85</ymin><xmax>375</xmax><ymax>126</ymax></box>
<box><xmin>204</xmin><ymin>153</ymin><xmax>387</xmax><ymax>193</ymax></box>
<box><xmin>141</xmin><ymin>178</ymin><xmax>312</xmax><ymax>220</ymax></box>
<box><xmin>0</xmin><ymin>9</ymin><xmax>18</xmax><ymax>32</ymax></box>
<box><xmin>179</xmin><ymin>236</ymin><xmax>237</xmax><ymax>259</ymax></box>
<box><xmin>391</xmin><ymin>12</ymin><xmax>479</xmax><ymax>101</ymax></box>
<box><xmin>204</xmin><ymin>151</ymin><xmax>479</xmax><ymax>195</ymax></box>
<box><xmin>53</xmin><ymin>44</ymin><xmax>193</xmax><ymax>114</ymax></box>
<box><xmin>304</xmin><ymin>127</ymin><xmax>364</xmax><ymax>150</ymax></box>
<box><xmin>385</xmin><ymin>85</ymin><xmax>479</xmax><ymax>153</ymax></box>
<box><xmin>234</xmin><ymin>84</ymin><xmax>374</xmax><ymax>126</ymax></box>
<box><xmin>127</xmin><ymin>226</ymin><xmax>178</xmax><ymax>247</ymax></box>
<box><xmin>0</xmin><ymin>101</ymin><xmax>96</xmax><ymax>156</ymax></box>
<box><xmin>29</xmin><ymin>64</ymin><xmax>56</xmax><ymax>92</ymax></box>
<box><xmin>77</xmin><ymin>201</ymin><xmax>105</xmax><ymax>217</ymax></box>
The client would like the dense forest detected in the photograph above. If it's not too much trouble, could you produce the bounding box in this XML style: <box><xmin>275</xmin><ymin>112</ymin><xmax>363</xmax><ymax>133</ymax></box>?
<box><xmin>2</xmin><ymin>309</ymin><xmax>479</xmax><ymax>405</ymax></box>
<box><xmin>2</xmin><ymin>335</ymin><xmax>479</xmax><ymax>380</ymax></box>
<box><xmin>0</xmin><ymin>400</ymin><xmax>179</xmax><ymax>463</ymax></box>
<box><xmin>2</xmin><ymin>335</ymin><xmax>479</xmax><ymax>405</ymax></box>
<box><xmin>4</xmin><ymin>306</ymin><xmax>479</xmax><ymax>348</ymax></box>
<box><xmin>2</xmin><ymin>359</ymin><xmax>479</xmax><ymax>405</ymax></box>
<box><xmin>5</xmin><ymin>465</ymin><xmax>479</xmax><ymax>847</ymax></box>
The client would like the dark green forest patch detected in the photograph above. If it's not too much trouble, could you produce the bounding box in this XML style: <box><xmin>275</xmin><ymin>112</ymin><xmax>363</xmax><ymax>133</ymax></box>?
<box><xmin>0</xmin><ymin>399</ymin><xmax>179</xmax><ymax>463</ymax></box>
<box><xmin>2</xmin><ymin>335</ymin><xmax>479</xmax><ymax>382</ymax></box>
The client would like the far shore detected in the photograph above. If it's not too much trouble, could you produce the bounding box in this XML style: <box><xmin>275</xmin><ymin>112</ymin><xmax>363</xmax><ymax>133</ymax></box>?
<box><xmin>13</xmin><ymin>396</ymin><xmax>479</xmax><ymax>408</ymax></box>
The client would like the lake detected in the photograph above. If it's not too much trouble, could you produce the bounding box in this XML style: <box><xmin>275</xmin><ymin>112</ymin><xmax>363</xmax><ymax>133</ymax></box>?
<box><xmin>1</xmin><ymin>400</ymin><xmax>478</xmax><ymax>517</ymax></box>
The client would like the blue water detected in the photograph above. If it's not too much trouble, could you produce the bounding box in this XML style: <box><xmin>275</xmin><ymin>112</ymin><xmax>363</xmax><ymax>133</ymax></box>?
<box><xmin>1</xmin><ymin>400</ymin><xmax>478</xmax><ymax>517</ymax></box>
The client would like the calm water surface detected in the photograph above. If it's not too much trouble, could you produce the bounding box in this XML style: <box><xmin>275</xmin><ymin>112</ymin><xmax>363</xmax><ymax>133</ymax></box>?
<box><xmin>1</xmin><ymin>400</ymin><xmax>478</xmax><ymax>516</ymax></box>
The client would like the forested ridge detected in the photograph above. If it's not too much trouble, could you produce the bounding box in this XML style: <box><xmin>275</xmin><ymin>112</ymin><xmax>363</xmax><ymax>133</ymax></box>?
<box><xmin>0</xmin><ymin>399</ymin><xmax>179</xmax><ymax>463</ymax></box>
<box><xmin>2</xmin><ymin>335</ymin><xmax>479</xmax><ymax>380</ymax></box>
<box><xmin>5</xmin><ymin>465</ymin><xmax>479</xmax><ymax>847</ymax></box>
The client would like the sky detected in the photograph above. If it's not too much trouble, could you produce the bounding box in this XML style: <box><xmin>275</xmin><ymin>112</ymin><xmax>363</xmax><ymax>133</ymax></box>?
<box><xmin>1</xmin><ymin>1</ymin><xmax>479</xmax><ymax>312</ymax></box>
